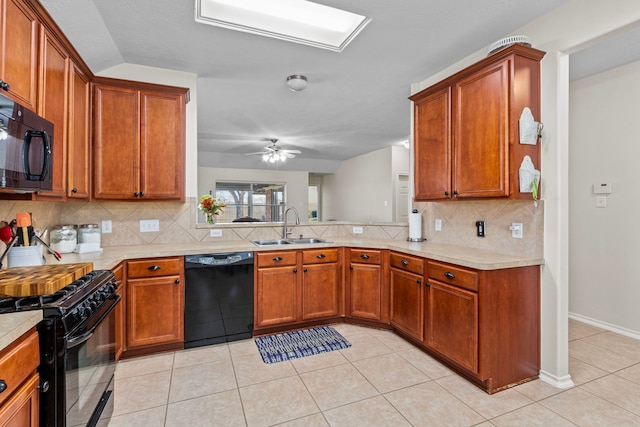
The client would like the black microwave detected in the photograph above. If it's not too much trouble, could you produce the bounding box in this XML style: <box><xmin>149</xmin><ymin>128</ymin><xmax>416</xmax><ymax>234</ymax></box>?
<box><xmin>0</xmin><ymin>91</ymin><xmax>53</xmax><ymax>192</ymax></box>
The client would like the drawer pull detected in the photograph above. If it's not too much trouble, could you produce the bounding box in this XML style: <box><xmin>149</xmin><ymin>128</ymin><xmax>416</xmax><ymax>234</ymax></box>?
<box><xmin>0</xmin><ymin>379</ymin><xmax>6</xmax><ymax>393</ymax></box>
<box><xmin>272</xmin><ymin>257</ymin><xmax>283</xmax><ymax>262</ymax></box>
<box><xmin>148</xmin><ymin>265</ymin><xmax>161</xmax><ymax>271</ymax></box>
<box><xmin>401</xmin><ymin>259</ymin><xmax>409</xmax><ymax>266</ymax></box>
<box><xmin>360</xmin><ymin>254</ymin><xmax>370</xmax><ymax>259</ymax></box>
<box><xmin>444</xmin><ymin>271</ymin><xmax>455</xmax><ymax>279</ymax></box>
<box><xmin>316</xmin><ymin>254</ymin><xmax>326</xmax><ymax>259</ymax></box>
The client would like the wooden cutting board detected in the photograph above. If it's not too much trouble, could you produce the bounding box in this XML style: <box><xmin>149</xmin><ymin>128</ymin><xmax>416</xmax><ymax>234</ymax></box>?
<box><xmin>0</xmin><ymin>263</ymin><xmax>94</xmax><ymax>297</ymax></box>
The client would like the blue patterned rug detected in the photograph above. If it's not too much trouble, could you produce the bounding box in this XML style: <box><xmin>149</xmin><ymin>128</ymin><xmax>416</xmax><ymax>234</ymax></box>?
<box><xmin>255</xmin><ymin>326</ymin><xmax>351</xmax><ymax>364</ymax></box>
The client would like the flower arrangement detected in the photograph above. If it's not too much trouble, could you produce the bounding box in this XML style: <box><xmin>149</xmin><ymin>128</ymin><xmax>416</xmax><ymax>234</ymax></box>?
<box><xmin>198</xmin><ymin>194</ymin><xmax>226</xmax><ymax>224</ymax></box>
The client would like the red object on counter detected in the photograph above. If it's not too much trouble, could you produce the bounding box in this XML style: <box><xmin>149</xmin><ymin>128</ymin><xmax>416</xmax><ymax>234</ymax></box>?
<box><xmin>0</xmin><ymin>225</ymin><xmax>12</xmax><ymax>245</ymax></box>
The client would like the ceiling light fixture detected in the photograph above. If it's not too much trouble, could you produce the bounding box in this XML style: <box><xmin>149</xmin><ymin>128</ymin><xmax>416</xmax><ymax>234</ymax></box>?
<box><xmin>195</xmin><ymin>0</ymin><xmax>371</xmax><ymax>52</ymax></box>
<box><xmin>286</xmin><ymin>75</ymin><xmax>307</xmax><ymax>91</ymax></box>
<box><xmin>262</xmin><ymin>151</ymin><xmax>287</xmax><ymax>163</ymax></box>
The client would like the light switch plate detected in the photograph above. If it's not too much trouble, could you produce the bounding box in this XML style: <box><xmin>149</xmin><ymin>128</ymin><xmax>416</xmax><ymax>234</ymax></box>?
<box><xmin>435</xmin><ymin>219</ymin><xmax>442</xmax><ymax>231</ymax></box>
<box><xmin>210</xmin><ymin>229</ymin><xmax>223</xmax><ymax>238</ymax></box>
<box><xmin>353</xmin><ymin>226</ymin><xmax>363</xmax><ymax>234</ymax></box>
<box><xmin>596</xmin><ymin>195</ymin><xmax>607</xmax><ymax>208</ymax></box>
<box><xmin>510</xmin><ymin>222</ymin><xmax>523</xmax><ymax>239</ymax></box>
<box><xmin>101</xmin><ymin>220</ymin><xmax>112</xmax><ymax>234</ymax></box>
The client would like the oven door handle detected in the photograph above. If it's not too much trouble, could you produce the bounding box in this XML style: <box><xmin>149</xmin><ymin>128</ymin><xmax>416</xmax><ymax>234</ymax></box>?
<box><xmin>66</xmin><ymin>294</ymin><xmax>121</xmax><ymax>349</ymax></box>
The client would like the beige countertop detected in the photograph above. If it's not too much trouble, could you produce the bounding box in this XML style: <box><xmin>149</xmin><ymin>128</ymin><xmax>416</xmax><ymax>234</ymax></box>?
<box><xmin>1</xmin><ymin>238</ymin><xmax>542</xmax><ymax>352</ymax></box>
<box><xmin>41</xmin><ymin>238</ymin><xmax>544</xmax><ymax>271</ymax></box>
<box><xmin>0</xmin><ymin>311</ymin><xmax>42</xmax><ymax>352</ymax></box>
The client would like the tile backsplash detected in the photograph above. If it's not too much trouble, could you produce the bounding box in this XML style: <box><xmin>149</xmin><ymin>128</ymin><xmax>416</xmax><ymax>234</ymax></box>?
<box><xmin>0</xmin><ymin>198</ymin><xmax>542</xmax><ymax>258</ymax></box>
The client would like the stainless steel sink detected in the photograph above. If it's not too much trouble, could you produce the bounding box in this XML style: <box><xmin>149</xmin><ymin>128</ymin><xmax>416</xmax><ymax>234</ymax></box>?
<box><xmin>251</xmin><ymin>237</ymin><xmax>329</xmax><ymax>246</ymax></box>
<box><xmin>251</xmin><ymin>239</ymin><xmax>292</xmax><ymax>246</ymax></box>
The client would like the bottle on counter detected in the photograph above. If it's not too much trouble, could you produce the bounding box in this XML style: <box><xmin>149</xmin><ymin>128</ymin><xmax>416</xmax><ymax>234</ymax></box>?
<box><xmin>50</xmin><ymin>225</ymin><xmax>77</xmax><ymax>253</ymax></box>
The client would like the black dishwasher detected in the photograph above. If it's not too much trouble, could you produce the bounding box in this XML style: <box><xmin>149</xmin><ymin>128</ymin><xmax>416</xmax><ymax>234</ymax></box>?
<box><xmin>184</xmin><ymin>252</ymin><xmax>254</xmax><ymax>348</ymax></box>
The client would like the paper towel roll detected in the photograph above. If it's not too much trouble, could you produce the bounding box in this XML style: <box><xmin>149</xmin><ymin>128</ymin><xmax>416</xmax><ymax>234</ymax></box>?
<box><xmin>408</xmin><ymin>211</ymin><xmax>423</xmax><ymax>241</ymax></box>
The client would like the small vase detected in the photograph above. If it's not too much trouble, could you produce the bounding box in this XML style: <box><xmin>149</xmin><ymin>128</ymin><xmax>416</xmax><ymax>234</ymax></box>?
<box><xmin>205</xmin><ymin>213</ymin><xmax>216</xmax><ymax>224</ymax></box>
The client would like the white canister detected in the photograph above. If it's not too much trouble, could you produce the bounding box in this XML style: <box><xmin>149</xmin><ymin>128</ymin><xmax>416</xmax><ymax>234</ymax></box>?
<box><xmin>8</xmin><ymin>246</ymin><xmax>44</xmax><ymax>268</ymax></box>
<box><xmin>78</xmin><ymin>224</ymin><xmax>101</xmax><ymax>245</ymax></box>
<box><xmin>50</xmin><ymin>225</ymin><xmax>78</xmax><ymax>253</ymax></box>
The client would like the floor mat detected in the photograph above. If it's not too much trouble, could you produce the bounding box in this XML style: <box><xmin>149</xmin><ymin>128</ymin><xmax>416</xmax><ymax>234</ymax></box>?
<box><xmin>254</xmin><ymin>326</ymin><xmax>351</xmax><ymax>363</ymax></box>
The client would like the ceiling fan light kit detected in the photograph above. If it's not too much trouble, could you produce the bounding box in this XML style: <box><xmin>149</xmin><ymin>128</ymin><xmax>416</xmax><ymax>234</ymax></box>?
<box><xmin>286</xmin><ymin>74</ymin><xmax>307</xmax><ymax>91</ymax></box>
<box><xmin>246</xmin><ymin>138</ymin><xmax>302</xmax><ymax>164</ymax></box>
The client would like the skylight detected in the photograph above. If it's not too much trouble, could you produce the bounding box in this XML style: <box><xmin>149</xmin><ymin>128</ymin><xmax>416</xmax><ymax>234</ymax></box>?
<box><xmin>195</xmin><ymin>0</ymin><xmax>371</xmax><ymax>52</ymax></box>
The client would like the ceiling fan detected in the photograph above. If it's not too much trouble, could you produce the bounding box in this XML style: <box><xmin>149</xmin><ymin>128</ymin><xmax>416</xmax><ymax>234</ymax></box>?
<box><xmin>246</xmin><ymin>139</ymin><xmax>301</xmax><ymax>163</ymax></box>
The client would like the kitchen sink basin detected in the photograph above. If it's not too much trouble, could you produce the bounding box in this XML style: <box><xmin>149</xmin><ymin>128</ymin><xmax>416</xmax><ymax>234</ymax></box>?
<box><xmin>251</xmin><ymin>237</ymin><xmax>329</xmax><ymax>246</ymax></box>
<box><xmin>251</xmin><ymin>239</ymin><xmax>292</xmax><ymax>246</ymax></box>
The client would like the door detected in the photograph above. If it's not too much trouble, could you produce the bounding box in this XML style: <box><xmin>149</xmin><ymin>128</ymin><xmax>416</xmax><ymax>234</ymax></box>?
<box><xmin>347</xmin><ymin>263</ymin><xmax>383</xmax><ymax>321</ymax></box>
<box><xmin>390</xmin><ymin>268</ymin><xmax>423</xmax><ymax>340</ymax></box>
<box><xmin>67</xmin><ymin>60</ymin><xmax>90</xmax><ymax>198</ymax></box>
<box><xmin>255</xmin><ymin>266</ymin><xmax>299</xmax><ymax>328</ymax></box>
<box><xmin>302</xmin><ymin>262</ymin><xmax>339</xmax><ymax>320</ymax></box>
<box><xmin>394</xmin><ymin>173</ymin><xmax>409</xmax><ymax>222</ymax></box>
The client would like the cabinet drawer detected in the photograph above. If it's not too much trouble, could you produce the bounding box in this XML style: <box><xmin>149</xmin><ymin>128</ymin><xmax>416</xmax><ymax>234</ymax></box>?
<box><xmin>427</xmin><ymin>260</ymin><xmax>478</xmax><ymax>292</ymax></box>
<box><xmin>302</xmin><ymin>248</ymin><xmax>339</xmax><ymax>264</ymax></box>
<box><xmin>0</xmin><ymin>328</ymin><xmax>39</xmax><ymax>407</ymax></box>
<box><xmin>390</xmin><ymin>252</ymin><xmax>424</xmax><ymax>275</ymax></box>
<box><xmin>349</xmin><ymin>249</ymin><xmax>381</xmax><ymax>265</ymax></box>
<box><xmin>256</xmin><ymin>251</ymin><xmax>297</xmax><ymax>268</ymax></box>
<box><xmin>127</xmin><ymin>257</ymin><xmax>183</xmax><ymax>278</ymax></box>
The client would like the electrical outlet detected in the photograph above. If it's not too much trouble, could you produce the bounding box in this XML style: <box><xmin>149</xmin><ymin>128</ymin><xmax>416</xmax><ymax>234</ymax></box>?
<box><xmin>510</xmin><ymin>223</ymin><xmax>523</xmax><ymax>239</ymax></box>
<box><xmin>101</xmin><ymin>220</ymin><xmax>112</xmax><ymax>234</ymax></box>
<box><xmin>139</xmin><ymin>219</ymin><xmax>159</xmax><ymax>232</ymax></box>
<box><xmin>596</xmin><ymin>195</ymin><xmax>607</xmax><ymax>208</ymax></box>
<box><xmin>435</xmin><ymin>219</ymin><xmax>442</xmax><ymax>231</ymax></box>
<box><xmin>210</xmin><ymin>229</ymin><xmax>223</xmax><ymax>238</ymax></box>
<box><xmin>353</xmin><ymin>226</ymin><xmax>363</xmax><ymax>234</ymax></box>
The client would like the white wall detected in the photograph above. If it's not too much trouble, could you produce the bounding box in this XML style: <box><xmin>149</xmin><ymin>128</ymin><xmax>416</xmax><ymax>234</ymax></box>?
<box><xmin>410</xmin><ymin>0</ymin><xmax>640</xmax><ymax>388</ymax></box>
<box><xmin>198</xmin><ymin>167</ymin><xmax>309</xmax><ymax>221</ymax></box>
<box><xmin>569</xmin><ymin>61</ymin><xmax>640</xmax><ymax>335</ymax></box>
<box><xmin>97</xmin><ymin>64</ymin><xmax>198</xmax><ymax>197</ymax></box>
<box><xmin>322</xmin><ymin>146</ymin><xmax>408</xmax><ymax>222</ymax></box>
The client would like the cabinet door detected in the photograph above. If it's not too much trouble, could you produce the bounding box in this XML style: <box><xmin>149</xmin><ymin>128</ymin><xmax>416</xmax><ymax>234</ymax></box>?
<box><xmin>302</xmin><ymin>262</ymin><xmax>339</xmax><ymax>321</ymax></box>
<box><xmin>67</xmin><ymin>60</ymin><xmax>90</xmax><ymax>199</ymax></box>
<box><xmin>425</xmin><ymin>280</ymin><xmax>478</xmax><ymax>373</ymax></box>
<box><xmin>0</xmin><ymin>373</ymin><xmax>39</xmax><ymax>427</ymax></box>
<box><xmin>390</xmin><ymin>268</ymin><xmax>423</xmax><ymax>340</ymax></box>
<box><xmin>347</xmin><ymin>263</ymin><xmax>384</xmax><ymax>321</ymax></box>
<box><xmin>93</xmin><ymin>84</ymin><xmax>140</xmax><ymax>199</ymax></box>
<box><xmin>36</xmin><ymin>27</ymin><xmax>68</xmax><ymax>198</ymax></box>
<box><xmin>0</xmin><ymin>0</ymin><xmax>38</xmax><ymax>109</ymax></box>
<box><xmin>414</xmin><ymin>86</ymin><xmax>451</xmax><ymax>200</ymax></box>
<box><xmin>126</xmin><ymin>275</ymin><xmax>184</xmax><ymax>349</ymax></box>
<box><xmin>139</xmin><ymin>90</ymin><xmax>185</xmax><ymax>200</ymax></box>
<box><xmin>453</xmin><ymin>60</ymin><xmax>509</xmax><ymax>198</ymax></box>
<box><xmin>255</xmin><ymin>266</ymin><xmax>299</xmax><ymax>328</ymax></box>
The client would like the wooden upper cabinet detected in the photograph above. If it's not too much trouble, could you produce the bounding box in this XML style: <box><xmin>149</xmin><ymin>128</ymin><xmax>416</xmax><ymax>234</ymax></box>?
<box><xmin>413</xmin><ymin>87</ymin><xmax>451</xmax><ymax>200</ymax></box>
<box><xmin>35</xmin><ymin>26</ymin><xmax>68</xmax><ymax>199</ymax></box>
<box><xmin>0</xmin><ymin>0</ymin><xmax>38</xmax><ymax>110</ymax></box>
<box><xmin>411</xmin><ymin>45</ymin><xmax>545</xmax><ymax>201</ymax></box>
<box><xmin>93</xmin><ymin>79</ymin><xmax>187</xmax><ymax>201</ymax></box>
<box><xmin>453</xmin><ymin>60</ymin><xmax>509</xmax><ymax>198</ymax></box>
<box><xmin>66</xmin><ymin>60</ymin><xmax>90</xmax><ymax>199</ymax></box>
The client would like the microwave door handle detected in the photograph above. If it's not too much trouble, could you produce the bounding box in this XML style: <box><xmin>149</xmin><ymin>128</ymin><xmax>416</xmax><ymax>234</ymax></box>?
<box><xmin>22</xmin><ymin>130</ymin><xmax>50</xmax><ymax>181</ymax></box>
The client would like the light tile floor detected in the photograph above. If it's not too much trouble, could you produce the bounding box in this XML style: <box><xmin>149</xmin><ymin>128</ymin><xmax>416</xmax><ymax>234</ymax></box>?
<box><xmin>97</xmin><ymin>320</ymin><xmax>640</xmax><ymax>426</ymax></box>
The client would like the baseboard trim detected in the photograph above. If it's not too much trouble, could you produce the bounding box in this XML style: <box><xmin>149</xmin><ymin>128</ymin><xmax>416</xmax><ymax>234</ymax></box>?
<box><xmin>569</xmin><ymin>313</ymin><xmax>640</xmax><ymax>340</ymax></box>
<box><xmin>539</xmin><ymin>370</ymin><xmax>574</xmax><ymax>389</ymax></box>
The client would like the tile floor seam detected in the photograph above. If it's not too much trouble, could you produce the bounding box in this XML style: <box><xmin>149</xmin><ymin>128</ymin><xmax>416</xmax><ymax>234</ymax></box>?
<box><xmin>575</xmin><ymin>379</ymin><xmax>640</xmax><ymax>418</ymax></box>
<box><xmin>484</xmin><ymin>400</ymin><xmax>577</xmax><ymax>427</ymax></box>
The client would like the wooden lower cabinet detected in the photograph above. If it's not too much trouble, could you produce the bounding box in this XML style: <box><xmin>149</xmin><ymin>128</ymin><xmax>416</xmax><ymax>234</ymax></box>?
<box><xmin>124</xmin><ymin>257</ymin><xmax>184</xmax><ymax>356</ymax></box>
<box><xmin>254</xmin><ymin>248</ymin><xmax>342</xmax><ymax>332</ymax></box>
<box><xmin>389</xmin><ymin>252</ymin><xmax>424</xmax><ymax>341</ymax></box>
<box><xmin>422</xmin><ymin>260</ymin><xmax>540</xmax><ymax>393</ymax></box>
<box><xmin>345</xmin><ymin>248</ymin><xmax>389</xmax><ymax>323</ymax></box>
<box><xmin>0</xmin><ymin>328</ymin><xmax>39</xmax><ymax>427</ymax></box>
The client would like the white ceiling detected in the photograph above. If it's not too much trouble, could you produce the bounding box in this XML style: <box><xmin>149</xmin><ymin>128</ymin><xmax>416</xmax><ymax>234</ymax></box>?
<box><xmin>41</xmin><ymin>0</ymin><xmax>575</xmax><ymax>173</ymax></box>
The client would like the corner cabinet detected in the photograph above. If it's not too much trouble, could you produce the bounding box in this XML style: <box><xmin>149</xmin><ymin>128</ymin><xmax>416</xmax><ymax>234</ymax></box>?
<box><xmin>92</xmin><ymin>78</ymin><xmax>187</xmax><ymax>201</ymax></box>
<box><xmin>389</xmin><ymin>251</ymin><xmax>424</xmax><ymax>341</ymax></box>
<box><xmin>124</xmin><ymin>257</ymin><xmax>184</xmax><ymax>357</ymax></box>
<box><xmin>345</xmin><ymin>248</ymin><xmax>389</xmax><ymax>323</ymax></box>
<box><xmin>411</xmin><ymin>45</ymin><xmax>545</xmax><ymax>201</ymax></box>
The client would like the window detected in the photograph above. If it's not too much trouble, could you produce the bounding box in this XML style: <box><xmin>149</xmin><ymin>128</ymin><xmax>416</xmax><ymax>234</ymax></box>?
<box><xmin>205</xmin><ymin>181</ymin><xmax>286</xmax><ymax>223</ymax></box>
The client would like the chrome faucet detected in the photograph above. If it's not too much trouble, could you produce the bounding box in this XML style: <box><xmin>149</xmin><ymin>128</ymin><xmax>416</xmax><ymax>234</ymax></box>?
<box><xmin>283</xmin><ymin>206</ymin><xmax>300</xmax><ymax>238</ymax></box>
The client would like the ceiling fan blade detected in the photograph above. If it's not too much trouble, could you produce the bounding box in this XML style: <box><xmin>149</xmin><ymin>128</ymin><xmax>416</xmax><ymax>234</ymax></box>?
<box><xmin>283</xmin><ymin>152</ymin><xmax>297</xmax><ymax>158</ymax></box>
<box><xmin>245</xmin><ymin>151</ymin><xmax>268</xmax><ymax>155</ymax></box>
<box><xmin>280</xmin><ymin>149</ymin><xmax>302</xmax><ymax>154</ymax></box>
